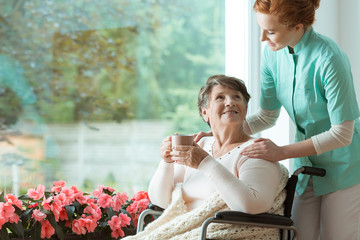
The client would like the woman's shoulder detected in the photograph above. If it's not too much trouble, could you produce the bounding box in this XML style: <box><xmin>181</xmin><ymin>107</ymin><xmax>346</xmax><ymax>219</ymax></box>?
<box><xmin>197</xmin><ymin>136</ymin><xmax>215</xmax><ymax>149</ymax></box>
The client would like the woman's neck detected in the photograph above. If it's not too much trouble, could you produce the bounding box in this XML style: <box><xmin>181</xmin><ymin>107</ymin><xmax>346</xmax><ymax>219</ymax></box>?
<box><xmin>212</xmin><ymin>125</ymin><xmax>250</xmax><ymax>158</ymax></box>
<box><xmin>289</xmin><ymin>28</ymin><xmax>306</xmax><ymax>48</ymax></box>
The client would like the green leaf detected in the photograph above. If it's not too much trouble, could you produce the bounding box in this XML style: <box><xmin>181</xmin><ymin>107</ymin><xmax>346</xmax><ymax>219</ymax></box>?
<box><xmin>47</xmin><ymin>213</ymin><xmax>57</xmax><ymax>230</ymax></box>
<box><xmin>120</xmin><ymin>209</ymin><xmax>132</xmax><ymax>218</ymax></box>
<box><xmin>20</xmin><ymin>208</ymin><xmax>34</xmax><ymax>224</ymax></box>
<box><xmin>65</xmin><ymin>205</ymin><xmax>76</xmax><ymax>220</ymax></box>
<box><xmin>106</xmin><ymin>207</ymin><xmax>116</xmax><ymax>219</ymax></box>
<box><xmin>4</xmin><ymin>222</ymin><xmax>24</xmax><ymax>238</ymax></box>
<box><xmin>103</xmin><ymin>189</ymin><xmax>114</xmax><ymax>195</ymax></box>
<box><xmin>72</xmin><ymin>200</ymin><xmax>82</xmax><ymax>214</ymax></box>
<box><xmin>14</xmin><ymin>205</ymin><xmax>23</xmax><ymax>215</ymax></box>
<box><xmin>0</xmin><ymin>227</ymin><xmax>10</xmax><ymax>240</ymax></box>
<box><xmin>55</xmin><ymin>224</ymin><xmax>65</xmax><ymax>240</ymax></box>
<box><xmin>18</xmin><ymin>194</ymin><xmax>32</xmax><ymax>201</ymax></box>
<box><xmin>0</xmin><ymin>192</ymin><xmax>5</xmax><ymax>202</ymax></box>
<box><xmin>30</xmin><ymin>221</ymin><xmax>42</xmax><ymax>240</ymax></box>
<box><xmin>98</xmin><ymin>220</ymin><xmax>108</xmax><ymax>229</ymax></box>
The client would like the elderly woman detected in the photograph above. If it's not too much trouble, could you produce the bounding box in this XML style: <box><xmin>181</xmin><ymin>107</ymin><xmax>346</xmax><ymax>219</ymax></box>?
<box><xmin>125</xmin><ymin>75</ymin><xmax>288</xmax><ymax>240</ymax></box>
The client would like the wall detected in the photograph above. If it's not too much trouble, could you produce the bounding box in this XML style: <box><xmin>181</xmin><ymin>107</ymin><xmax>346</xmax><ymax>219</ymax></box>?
<box><xmin>314</xmin><ymin>0</ymin><xmax>360</xmax><ymax>105</ymax></box>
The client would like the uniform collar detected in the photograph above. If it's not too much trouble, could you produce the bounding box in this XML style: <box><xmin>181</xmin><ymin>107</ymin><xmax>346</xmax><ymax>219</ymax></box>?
<box><xmin>291</xmin><ymin>26</ymin><xmax>313</xmax><ymax>54</ymax></box>
<box><xmin>287</xmin><ymin>26</ymin><xmax>313</xmax><ymax>54</ymax></box>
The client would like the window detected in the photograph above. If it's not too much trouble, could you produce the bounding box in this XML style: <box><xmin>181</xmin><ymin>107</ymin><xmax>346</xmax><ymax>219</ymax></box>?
<box><xmin>1</xmin><ymin>0</ymin><xmax>289</xmax><ymax>196</ymax></box>
<box><xmin>0</xmin><ymin>0</ymin><xmax>226</xmax><ymax>195</ymax></box>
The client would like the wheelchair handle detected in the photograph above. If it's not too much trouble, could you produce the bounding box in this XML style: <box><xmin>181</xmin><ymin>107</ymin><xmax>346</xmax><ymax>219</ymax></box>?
<box><xmin>148</xmin><ymin>203</ymin><xmax>165</xmax><ymax>212</ymax></box>
<box><xmin>293</xmin><ymin>166</ymin><xmax>326</xmax><ymax>177</ymax></box>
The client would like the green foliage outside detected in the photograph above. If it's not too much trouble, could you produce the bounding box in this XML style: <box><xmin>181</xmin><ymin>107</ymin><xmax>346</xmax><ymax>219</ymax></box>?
<box><xmin>0</xmin><ymin>0</ymin><xmax>225</xmax><ymax>135</ymax></box>
<box><xmin>0</xmin><ymin>0</ymin><xmax>225</xmax><ymax>192</ymax></box>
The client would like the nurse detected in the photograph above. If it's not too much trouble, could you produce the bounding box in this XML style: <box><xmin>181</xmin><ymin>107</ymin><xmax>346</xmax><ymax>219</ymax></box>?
<box><xmin>239</xmin><ymin>0</ymin><xmax>360</xmax><ymax>239</ymax></box>
<box><xmin>195</xmin><ymin>0</ymin><xmax>359</xmax><ymax>239</ymax></box>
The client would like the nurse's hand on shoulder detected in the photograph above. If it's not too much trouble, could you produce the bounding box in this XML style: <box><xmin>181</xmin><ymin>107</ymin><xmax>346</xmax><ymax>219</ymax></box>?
<box><xmin>241</xmin><ymin>138</ymin><xmax>286</xmax><ymax>162</ymax></box>
<box><xmin>171</xmin><ymin>143</ymin><xmax>209</xmax><ymax>169</ymax></box>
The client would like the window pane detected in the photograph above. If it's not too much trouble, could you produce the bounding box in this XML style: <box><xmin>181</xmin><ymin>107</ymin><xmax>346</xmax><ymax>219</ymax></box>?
<box><xmin>0</xmin><ymin>0</ymin><xmax>225</xmax><ymax>195</ymax></box>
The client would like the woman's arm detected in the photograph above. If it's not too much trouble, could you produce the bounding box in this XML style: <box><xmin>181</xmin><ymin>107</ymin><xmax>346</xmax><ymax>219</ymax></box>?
<box><xmin>240</xmin><ymin>120</ymin><xmax>354</xmax><ymax>161</ymax></box>
<box><xmin>198</xmin><ymin>156</ymin><xmax>281</xmax><ymax>214</ymax></box>
<box><xmin>148</xmin><ymin>136</ymin><xmax>186</xmax><ymax>209</ymax></box>
<box><xmin>148</xmin><ymin>161</ymin><xmax>185</xmax><ymax>209</ymax></box>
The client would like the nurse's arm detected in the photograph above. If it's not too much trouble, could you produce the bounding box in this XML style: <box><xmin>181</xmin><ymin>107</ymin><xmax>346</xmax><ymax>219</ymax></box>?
<box><xmin>241</xmin><ymin>120</ymin><xmax>354</xmax><ymax>162</ymax></box>
<box><xmin>241</xmin><ymin>138</ymin><xmax>316</xmax><ymax>162</ymax></box>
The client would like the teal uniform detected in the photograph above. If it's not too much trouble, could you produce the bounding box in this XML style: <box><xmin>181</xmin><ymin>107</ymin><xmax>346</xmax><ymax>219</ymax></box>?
<box><xmin>260</xmin><ymin>27</ymin><xmax>360</xmax><ymax>196</ymax></box>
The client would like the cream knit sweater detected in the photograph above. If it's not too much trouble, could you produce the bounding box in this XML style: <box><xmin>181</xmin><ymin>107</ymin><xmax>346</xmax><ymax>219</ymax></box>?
<box><xmin>123</xmin><ymin>164</ymin><xmax>288</xmax><ymax>240</ymax></box>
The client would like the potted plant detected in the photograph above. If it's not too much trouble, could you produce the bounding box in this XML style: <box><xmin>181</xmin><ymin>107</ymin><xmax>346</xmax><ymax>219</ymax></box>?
<box><xmin>0</xmin><ymin>182</ymin><xmax>150</xmax><ymax>239</ymax></box>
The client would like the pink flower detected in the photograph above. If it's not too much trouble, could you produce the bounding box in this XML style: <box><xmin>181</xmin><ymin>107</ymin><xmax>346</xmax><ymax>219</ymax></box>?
<box><xmin>51</xmin><ymin>180</ymin><xmax>66</xmax><ymax>193</ymax></box>
<box><xmin>126</xmin><ymin>199</ymin><xmax>150</xmax><ymax>227</ymax></box>
<box><xmin>42</xmin><ymin>196</ymin><xmax>63</xmax><ymax>222</ymax></box>
<box><xmin>40</xmin><ymin>220</ymin><xmax>55</xmax><ymax>239</ymax></box>
<box><xmin>0</xmin><ymin>216</ymin><xmax>6</xmax><ymax>230</ymax></box>
<box><xmin>27</xmin><ymin>184</ymin><xmax>45</xmax><ymax>200</ymax></box>
<box><xmin>70</xmin><ymin>186</ymin><xmax>87</xmax><ymax>204</ymax></box>
<box><xmin>54</xmin><ymin>193</ymin><xmax>66</xmax><ymax>206</ymax></box>
<box><xmin>97</xmin><ymin>194</ymin><xmax>112</xmax><ymax>208</ymax></box>
<box><xmin>111</xmin><ymin>192</ymin><xmax>128</xmax><ymax>212</ymax></box>
<box><xmin>131</xmin><ymin>191</ymin><xmax>149</xmax><ymax>201</ymax></box>
<box><xmin>50</xmin><ymin>201</ymin><xmax>63</xmax><ymax>222</ymax></box>
<box><xmin>92</xmin><ymin>185</ymin><xmax>105</xmax><ymax>198</ymax></box>
<box><xmin>28</xmin><ymin>203</ymin><xmax>38</xmax><ymax>209</ymax></box>
<box><xmin>42</xmin><ymin>196</ymin><xmax>53</xmax><ymax>211</ymax></box>
<box><xmin>83</xmin><ymin>203</ymin><xmax>102</xmax><ymax>221</ymax></box>
<box><xmin>103</xmin><ymin>186</ymin><xmax>115</xmax><ymax>193</ymax></box>
<box><xmin>32</xmin><ymin>209</ymin><xmax>47</xmax><ymax>222</ymax></box>
<box><xmin>60</xmin><ymin>187</ymin><xmax>75</xmax><ymax>205</ymax></box>
<box><xmin>0</xmin><ymin>202</ymin><xmax>19</xmax><ymax>224</ymax></box>
<box><xmin>72</xmin><ymin>219</ymin><xmax>87</xmax><ymax>235</ymax></box>
<box><xmin>5</xmin><ymin>194</ymin><xmax>23</xmax><ymax>209</ymax></box>
<box><xmin>108</xmin><ymin>214</ymin><xmax>131</xmax><ymax>239</ymax></box>
<box><xmin>92</xmin><ymin>185</ymin><xmax>115</xmax><ymax>198</ymax></box>
<box><xmin>59</xmin><ymin>208</ymin><xmax>69</xmax><ymax>221</ymax></box>
<box><xmin>82</xmin><ymin>216</ymin><xmax>97</xmax><ymax>232</ymax></box>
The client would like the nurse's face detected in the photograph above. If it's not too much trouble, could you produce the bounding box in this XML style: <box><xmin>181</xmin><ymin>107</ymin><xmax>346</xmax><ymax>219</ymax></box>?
<box><xmin>256</xmin><ymin>12</ymin><xmax>304</xmax><ymax>51</ymax></box>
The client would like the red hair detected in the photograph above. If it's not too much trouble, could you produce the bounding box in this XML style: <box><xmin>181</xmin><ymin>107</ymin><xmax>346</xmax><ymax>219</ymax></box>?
<box><xmin>253</xmin><ymin>0</ymin><xmax>320</xmax><ymax>29</ymax></box>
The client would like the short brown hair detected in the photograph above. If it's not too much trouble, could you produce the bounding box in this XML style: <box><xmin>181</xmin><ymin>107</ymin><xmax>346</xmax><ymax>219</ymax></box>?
<box><xmin>253</xmin><ymin>0</ymin><xmax>320</xmax><ymax>29</ymax></box>
<box><xmin>197</xmin><ymin>74</ymin><xmax>250</xmax><ymax>118</ymax></box>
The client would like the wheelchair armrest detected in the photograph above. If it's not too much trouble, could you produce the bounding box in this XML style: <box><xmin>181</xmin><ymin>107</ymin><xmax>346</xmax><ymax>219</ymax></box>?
<box><xmin>214</xmin><ymin>210</ymin><xmax>294</xmax><ymax>226</ymax></box>
<box><xmin>136</xmin><ymin>203</ymin><xmax>165</xmax><ymax>233</ymax></box>
<box><xmin>147</xmin><ymin>202</ymin><xmax>165</xmax><ymax>212</ymax></box>
<box><xmin>294</xmin><ymin>166</ymin><xmax>326</xmax><ymax>177</ymax></box>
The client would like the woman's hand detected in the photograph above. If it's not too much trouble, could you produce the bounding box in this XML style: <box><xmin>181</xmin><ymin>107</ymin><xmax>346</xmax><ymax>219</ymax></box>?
<box><xmin>160</xmin><ymin>136</ymin><xmax>174</xmax><ymax>163</ymax></box>
<box><xmin>240</xmin><ymin>138</ymin><xmax>286</xmax><ymax>162</ymax></box>
<box><xmin>193</xmin><ymin>131</ymin><xmax>213</xmax><ymax>143</ymax></box>
<box><xmin>171</xmin><ymin>143</ymin><xmax>209</xmax><ymax>169</ymax></box>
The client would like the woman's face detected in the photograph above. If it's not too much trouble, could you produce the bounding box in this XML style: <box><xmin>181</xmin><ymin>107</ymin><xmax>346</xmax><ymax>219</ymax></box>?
<box><xmin>201</xmin><ymin>85</ymin><xmax>247</xmax><ymax>129</ymax></box>
<box><xmin>256</xmin><ymin>12</ymin><xmax>303</xmax><ymax>51</ymax></box>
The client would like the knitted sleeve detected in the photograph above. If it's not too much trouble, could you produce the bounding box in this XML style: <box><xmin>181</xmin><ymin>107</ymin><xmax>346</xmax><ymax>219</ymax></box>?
<box><xmin>147</xmin><ymin>160</ymin><xmax>185</xmax><ymax>209</ymax></box>
<box><xmin>246</xmin><ymin>108</ymin><xmax>281</xmax><ymax>135</ymax></box>
<box><xmin>198</xmin><ymin>156</ymin><xmax>281</xmax><ymax>214</ymax></box>
<box><xmin>311</xmin><ymin>120</ymin><xmax>354</xmax><ymax>155</ymax></box>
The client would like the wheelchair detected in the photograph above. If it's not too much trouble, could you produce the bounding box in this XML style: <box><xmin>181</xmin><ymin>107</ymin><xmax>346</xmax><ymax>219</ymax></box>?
<box><xmin>137</xmin><ymin>166</ymin><xmax>326</xmax><ymax>240</ymax></box>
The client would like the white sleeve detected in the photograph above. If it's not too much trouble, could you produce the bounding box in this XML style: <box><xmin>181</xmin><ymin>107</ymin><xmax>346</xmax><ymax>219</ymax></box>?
<box><xmin>246</xmin><ymin>108</ymin><xmax>281</xmax><ymax>134</ymax></box>
<box><xmin>147</xmin><ymin>161</ymin><xmax>185</xmax><ymax>209</ymax></box>
<box><xmin>311</xmin><ymin>120</ymin><xmax>354</xmax><ymax>155</ymax></box>
<box><xmin>198</xmin><ymin>155</ymin><xmax>281</xmax><ymax>214</ymax></box>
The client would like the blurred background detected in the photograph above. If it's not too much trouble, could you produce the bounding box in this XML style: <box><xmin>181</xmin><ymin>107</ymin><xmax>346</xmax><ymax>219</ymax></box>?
<box><xmin>0</xmin><ymin>0</ymin><xmax>358</xmax><ymax>196</ymax></box>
